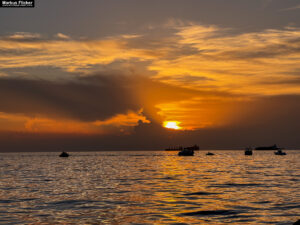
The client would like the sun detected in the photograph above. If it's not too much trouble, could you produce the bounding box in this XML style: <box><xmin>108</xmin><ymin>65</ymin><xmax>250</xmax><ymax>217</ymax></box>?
<box><xmin>163</xmin><ymin>121</ymin><xmax>182</xmax><ymax>130</ymax></box>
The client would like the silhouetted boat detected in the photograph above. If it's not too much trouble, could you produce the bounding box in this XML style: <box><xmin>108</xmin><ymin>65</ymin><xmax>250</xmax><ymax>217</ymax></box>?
<box><xmin>245</xmin><ymin>147</ymin><xmax>253</xmax><ymax>155</ymax></box>
<box><xmin>59</xmin><ymin>152</ymin><xmax>69</xmax><ymax>157</ymax></box>
<box><xmin>206</xmin><ymin>152</ymin><xmax>214</xmax><ymax>155</ymax></box>
<box><xmin>255</xmin><ymin>144</ymin><xmax>280</xmax><ymax>150</ymax></box>
<box><xmin>165</xmin><ymin>144</ymin><xmax>199</xmax><ymax>151</ymax></box>
<box><xmin>293</xmin><ymin>219</ymin><xmax>300</xmax><ymax>225</ymax></box>
<box><xmin>178</xmin><ymin>148</ymin><xmax>194</xmax><ymax>156</ymax></box>
<box><xmin>184</xmin><ymin>145</ymin><xmax>200</xmax><ymax>150</ymax></box>
<box><xmin>274</xmin><ymin>149</ymin><xmax>286</xmax><ymax>155</ymax></box>
<box><xmin>165</xmin><ymin>146</ymin><xmax>183</xmax><ymax>151</ymax></box>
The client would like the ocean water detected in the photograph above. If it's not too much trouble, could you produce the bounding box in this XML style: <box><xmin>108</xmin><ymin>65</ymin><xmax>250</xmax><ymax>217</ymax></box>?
<box><xmin>0</xmin><ymin>150</ymin><xmax>299</xmax><ymax>225</ymax></box>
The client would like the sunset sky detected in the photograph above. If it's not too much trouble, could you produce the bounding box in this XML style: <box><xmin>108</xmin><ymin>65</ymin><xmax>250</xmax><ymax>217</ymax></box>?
<box><xmin>1</xmin><ymin>0</ymin><xmax>300</xmax><ymax>151</ymax></box>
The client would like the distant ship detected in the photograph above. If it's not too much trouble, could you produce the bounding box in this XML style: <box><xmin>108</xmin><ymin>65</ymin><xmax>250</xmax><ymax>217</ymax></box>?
<box><xmin>165</xmin><ymin>146</ymin><xmax>183</xmax><ymax>151</ymax></box>
<box><xmin>245</xmin><ymin>147</ymin><xmax>253</xmax><ymax>155</ymax></box>
<box><xmin>255</xmin><ymin>144</ymin><xmax>280</xmax><ymax>150</ymax></box>
<box><xmin>165</xmin><ymin>145</ymin><xmax>199</xmax><ymax>151</ymax></box>
<box><xmin>184</xmin><ymin>145</ymin><xmax>200</xmax><ymax>151</ymax></box>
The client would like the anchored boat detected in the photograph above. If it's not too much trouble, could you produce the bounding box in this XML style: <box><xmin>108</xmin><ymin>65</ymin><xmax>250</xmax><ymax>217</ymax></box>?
<box><xmin>178</xmin><ymin>148</ymin><xmax>194</xmax><ymax>156</ymax></box>
<box><xmin>245</xmin><ymin>147</ymin><xmax>253</xmax><ymax>155</ymax></box>
<box><xmin>255</xmin><ymin>144</ymin><xmax>280</xmax><ymax>150</ymax></box>
<box><xmin>274</xmin><ymin>149</ymin><xmax>286</xmax><ymax>155</ymax></box>
<box><xmin>59</xmin><ymin>151</ymin><xmax>69</xmax><ymax>157</ymax></box>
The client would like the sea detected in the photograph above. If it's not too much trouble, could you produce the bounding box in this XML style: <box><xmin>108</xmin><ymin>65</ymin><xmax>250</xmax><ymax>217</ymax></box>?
<box><xmin>0</xmin><ymin>150</ymin><xmax>299</xmax><ymax>225</ymax></box>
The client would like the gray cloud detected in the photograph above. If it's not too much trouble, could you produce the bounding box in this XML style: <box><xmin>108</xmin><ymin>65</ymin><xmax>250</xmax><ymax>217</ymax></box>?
<box><xmin>215</xmin><ymin>38</ymin><xmax>300</xmax><ymax>60</ymax></box>
<box><xmin>158</xmin><ymin>75</ymin><xmax>215</xmax><ymax>83</ymax></box>
<box><xmin>0</xmin><ymin>71</ymin><xmax>247</xmax><ymax>133</ymax></box>
<box><xmin>0</xmin><ymin>73</ymin><xmax>216</xmax><ymax>122</ymax></box>
<box><xmin>259</xmin><ymin>77</ymin><xmax>300</xmax><ymax>85</ymax></box>
<box><xmin>0</xmin><ymin>75</ymin><xmax>140</xmax><ymax>121</ymax></box>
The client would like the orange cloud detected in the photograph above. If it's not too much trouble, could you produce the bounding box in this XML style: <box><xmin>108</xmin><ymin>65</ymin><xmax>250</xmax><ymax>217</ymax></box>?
<box><xmin>93</xmin><ymin>110</ymin><xmax>150</xmax><ymax>127</ymax></box>
<box><xmin>1</xmin><ymin>26</ymin><xmax>300</xmax><ymax>97</ymax></box>
<box><xmin>0</xmin><ymin>33</ymin><xmax>163</xmax><ymax>73</ymax></box>
<box><xmin>0</xmin><ymin>110</ymin><xmax>149</xmax><ymax>134</ymax></box>
<box><xmin>150</xmin><ymin>24</ymin><xmax>300</xmax><ymax>96</ymax></box>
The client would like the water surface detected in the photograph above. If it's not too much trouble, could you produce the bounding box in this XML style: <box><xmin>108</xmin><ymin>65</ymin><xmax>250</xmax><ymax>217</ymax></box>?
<box><xmin>0</xmin><ymin>150</ymin><xmax>299</xmax><ymax>224</ymax></box>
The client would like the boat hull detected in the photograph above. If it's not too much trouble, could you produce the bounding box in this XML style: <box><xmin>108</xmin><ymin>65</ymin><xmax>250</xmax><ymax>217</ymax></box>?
<box><xmin>245</xmin><ymin>151</ymin><xmax>253</xmax><ymax>155</ymax></box>
<box><xmin>178</xmin><ymin>149</ymin><xmax>194</xmax><ymax>156</ymax></box>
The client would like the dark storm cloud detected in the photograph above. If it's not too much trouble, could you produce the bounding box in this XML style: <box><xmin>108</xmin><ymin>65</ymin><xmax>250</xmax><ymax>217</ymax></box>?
<box><xmin>0</xmin><ymin>75</ymin><xmax>140</xmax><ymax>121</ymax></box>
<box><xmin>0</xmin><ymin>74</ymin><xmax>200</xmax><ymax>121</ymax></box>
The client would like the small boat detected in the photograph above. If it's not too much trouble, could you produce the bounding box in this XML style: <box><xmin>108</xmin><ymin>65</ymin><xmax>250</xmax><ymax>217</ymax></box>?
<box><xmin>178</xmin><ymin>148</ymin><xmax>194</xmax><ymax>156</ymax></box>
<box><xmin>274</xmin><ymin>149</ymin><xmax>286</xmax><ymax>155</ymax></box>
<box><xmin>206</xmin><ymin>152</ymin><xmax>214</xmax><ymax>156</ymax></box>
<box><xmin>293</xmin><ymin>219</ymin><xmax>300</xmax><ymax>225</ymax></box>
<box><xmin>255</xmin><ymin>144</ymin><xmax>280</xmax><ymax>150</ymax></box>
<box><xmin>245</xmin><ymin>147</ymin><xmax>253</xmax><ymax>155</ymax></box>
<box><xmin>59</xmin><ymin>151</ymin><xmax>69</xmax><ymax>157</ymax></box>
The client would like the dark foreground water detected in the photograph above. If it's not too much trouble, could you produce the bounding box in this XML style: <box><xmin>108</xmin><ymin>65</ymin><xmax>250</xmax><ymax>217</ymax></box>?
<box><xmin>0</xmin><ymin>150</ymin><xmax>299</xmax><ymax>225</ymax></box>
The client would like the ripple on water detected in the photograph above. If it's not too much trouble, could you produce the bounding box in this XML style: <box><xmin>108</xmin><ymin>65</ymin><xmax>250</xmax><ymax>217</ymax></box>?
<box><xmin>209</xmin><ymin>183</ymin><xmax>267</xmax><ymax>188</ymax></box>
<box><xmin>180</xmin><ymin>209</ymin><xmax>240</xmax><ymax>216</ymax></box>
<box><xmin>41</xmin><ymin>199</ymin><xmax>101</xmax><ymax>210</ymax></box>
<box><xmin>183</xmin><ymin>191</ymin><xmax>220</xmax><ymax>196</ymax></box>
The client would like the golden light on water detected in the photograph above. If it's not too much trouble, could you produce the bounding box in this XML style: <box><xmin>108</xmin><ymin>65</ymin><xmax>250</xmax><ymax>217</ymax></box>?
<box><xmin>163</xmin><ymin>121</ymin><xmax>182</xmax><ymax>130</ymax></box>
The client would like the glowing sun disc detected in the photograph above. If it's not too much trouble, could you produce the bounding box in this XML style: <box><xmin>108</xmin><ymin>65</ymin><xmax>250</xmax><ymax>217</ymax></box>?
<box><xmin>163</xmin><ymin>121</ymin><xmax>182</xmax><ymax>130</ymax></box>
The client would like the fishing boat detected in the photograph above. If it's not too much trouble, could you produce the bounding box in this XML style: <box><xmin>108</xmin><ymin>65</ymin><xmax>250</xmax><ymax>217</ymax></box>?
<box><xmin>59</xmin><ymin>151</ymin><xmax>69</xmax><ymax>157</ymax></box>
<box><xmin>274</xmin><ymin>149</ymin><xmax>286</xmax><ymax>155</ymax></box>
<box><xmin>245</xmin><ymin>147</ymin><xmax>253</xmax><ymax>155</ymax></box>
<box><xmin>178</xmin><ymin>148</ymin><xmax>194</xmax><ymax>156</ymax></box>
<box><xmin>206</xmin><ymin>152</ymin><xmax>215</xmax><ymax>156</ymax></box>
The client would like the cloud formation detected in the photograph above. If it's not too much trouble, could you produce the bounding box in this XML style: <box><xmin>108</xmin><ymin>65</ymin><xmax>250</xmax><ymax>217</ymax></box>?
<box><xmin>0</xmin><ymin>21</ymin><xmax>300</xmax><ymax>134</ymax></box>
<box><xmin>1</xmin><ymin>24</ymin><xmax>300</xmax><ymax>98</ymax></box>
<box><xmin>0</xmin><ymin>74</ymin><xmax>155</xmax><ymax>133</ymax></box>
<box><xmin>0</xmin><ymin>75</ymin><xmax>140</xmax><ymax>121</ymax></box>
<box><xmin>150</xmin><ymin>23</ymin><xmax>300</xmax><ymax>95</ymax></box>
